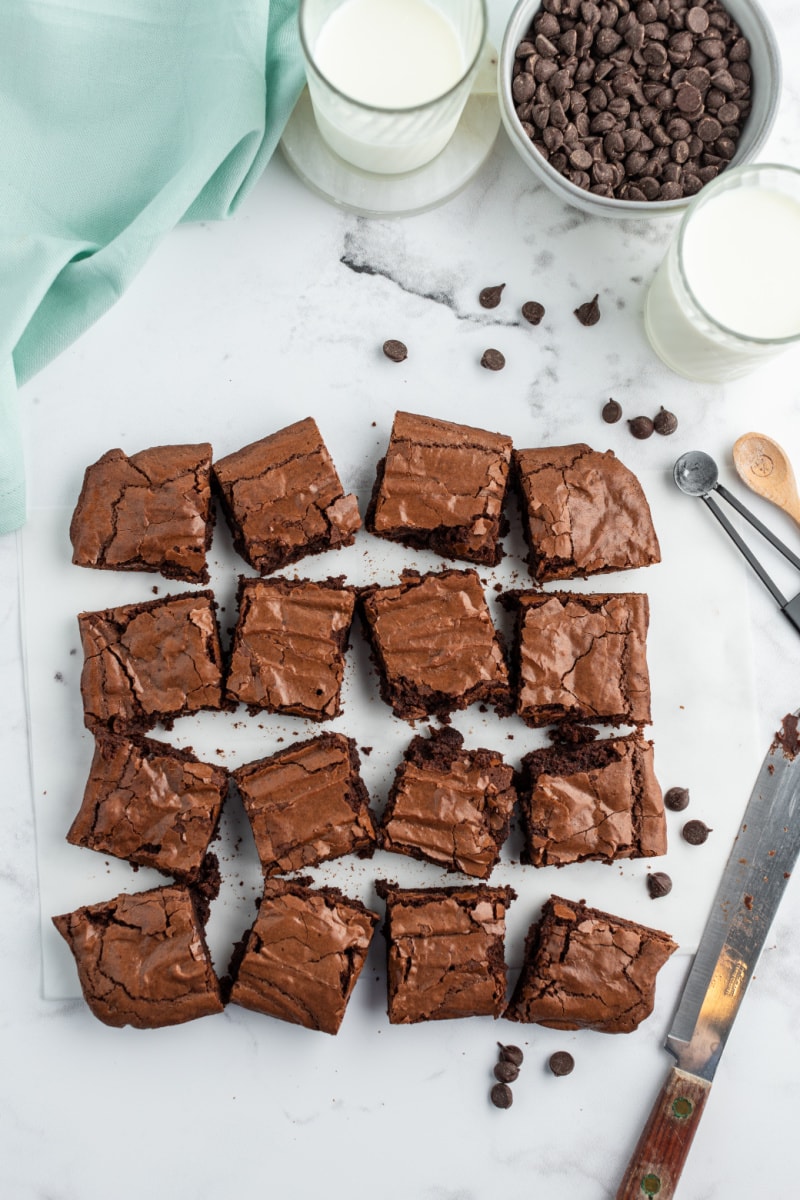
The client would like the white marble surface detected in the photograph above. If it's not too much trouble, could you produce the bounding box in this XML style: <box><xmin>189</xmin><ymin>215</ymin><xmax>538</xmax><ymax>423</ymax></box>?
<box><xmin>3</xmin><ymin>2</ymin><xmax>800</xmax><ymax>1197</ymax></box>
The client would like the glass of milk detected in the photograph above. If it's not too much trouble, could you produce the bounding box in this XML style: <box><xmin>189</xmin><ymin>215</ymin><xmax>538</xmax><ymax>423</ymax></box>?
<box><xmin>644</xmin><ymin>164</ymin><xmax>800</xmax><ymax>383</ymax></box>
<box><xmin>299</xmin><ymin>0</ymin><xmax>486</xmax><ymax>174</ymax></box>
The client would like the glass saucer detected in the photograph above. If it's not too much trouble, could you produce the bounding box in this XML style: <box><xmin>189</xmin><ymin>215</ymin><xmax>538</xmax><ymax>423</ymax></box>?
<box><xmin>279</xmin><ymin>46</ymin><xmax>500</xmax><ymax>218</ymax></box>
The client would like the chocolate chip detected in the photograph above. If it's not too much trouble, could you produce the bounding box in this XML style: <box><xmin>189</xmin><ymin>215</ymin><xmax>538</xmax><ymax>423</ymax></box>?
<box><xmin>494</xmin><ymin>1060</ymin><xmax>520</xmax><ymax>1084</ymax></box>
<box><xmin>491</xmin><ymin>1082</ymin><xmax>514</xmax><ymax>1109</ymax></box>
<box><xmin>522</xmin><ymin>301</ymin><xmax>545</xmax><ymax>325</ymax></box>
<box><xmin>686</xmin><ymin>6</ymin><xmax>709</xmax><ymax>34</ymax></box>
<box><xmin>647</xmin><ymin>871</ymin><xmax>673</xmax><ymax>899</ymax></box>
<box><xmin>479</xmin><ymin>284</ymin><xmax>506</xmax><ymax>309</ymax></box>
<box><xmin>665</xmin><ymin>786</ymin><xmax>690</xmax><ymax>811</ymax></box>
<box><xmin>602</xmin><ymin>398</ymin><xmax>623</xmax><ymax>423</ymax></box>
<box><xmin>480</xmin><ymin>348</ymin><xmax>506</xmax><ymax>371</ymax></box>
<box><xmin>548</xmin><ymin>1052</ymin><xmax>575</xmax><ymax>1077</ymax></box>
<box><xmin>574</xmin><ymin>294</ymin><xmax>601</xmax><ymax>325</ymax></box>
<box><xmin>653</xmin><ymin>406</ymin><xmax>678</xmax><ymax>435</ymax></box>
<box><xmin>382</xmin><ymin>339</ymin><xmax>407</xmax><ymax>362</ymax></box>
<box><xmin>683</xmin><ymin>819</ymin><xmax>712</xmax><ymax>845</ymax></box>
<box><xmin>498</xmin><ymin>1043</ymin><xmax>524</xmax><ymax>1067</ymax></box>
<box><xmin>628</xmin><ymin>415</ymin><xmax>654</xmax><ymax>439</ymax></box>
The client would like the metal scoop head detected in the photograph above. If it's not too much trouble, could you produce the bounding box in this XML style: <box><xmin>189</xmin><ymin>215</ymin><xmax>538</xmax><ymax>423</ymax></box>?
<box><xmin>673</xmin><ymin>450</ymin><xmax>719</xmax><ymax>498</ymax></box>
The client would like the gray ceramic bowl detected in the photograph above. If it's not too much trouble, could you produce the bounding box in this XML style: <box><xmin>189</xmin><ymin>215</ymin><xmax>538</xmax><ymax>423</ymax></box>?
<box><xmin>498</xmin><ymin>0</ymin><xmax>782</xmax><ymax>218</ymax></box>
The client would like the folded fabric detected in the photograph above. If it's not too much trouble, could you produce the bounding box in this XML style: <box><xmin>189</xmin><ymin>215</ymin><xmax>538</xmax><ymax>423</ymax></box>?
<box><xmin>0</xmin><ymin>0</ymin><xmax>305</xmax><ymax>535</ymax></box>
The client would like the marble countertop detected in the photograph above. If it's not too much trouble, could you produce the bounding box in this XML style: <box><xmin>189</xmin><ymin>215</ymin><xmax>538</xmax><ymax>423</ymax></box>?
<box><xmin>3</xmin><ymin>3</ymin><xmax>800</xmax><ymax>1197</ymax></box>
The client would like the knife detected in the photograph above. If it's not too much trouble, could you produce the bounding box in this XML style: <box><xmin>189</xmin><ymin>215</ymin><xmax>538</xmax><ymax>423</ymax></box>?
<box><xmin>616</xmin><ymin>711</ymin><xmax>800</xmax><ymax>1200</ymax></box>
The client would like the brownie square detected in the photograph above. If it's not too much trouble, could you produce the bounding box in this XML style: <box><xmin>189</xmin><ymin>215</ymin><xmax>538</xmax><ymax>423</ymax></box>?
<box><xmin>513</xmin><ymin>443</ymin><xmax>661</xmax><ymax>582</ymax></box>
<box><xmin>70</xmin><ymin>443</ymin><xmax>215</xmax><ymax>584</ymax></box>
<box><xmin>233</xmin><ymin>733</ymin><xmax>377</xmax><ymax>876</ymax></box>
<box><xmin>505</xmin><ymin>895</ymin><xmax>677</xmax><ymax>1033</ymax></box>
<box><xmin>375</xmin><ymin>881</ymin><xmax>516</xmax><ymax>1023</ymax></box>
<box><xmin>519</xmin><ymin>732</ymin><xmax>667</xmax><ymax>867</ymax></box>
<box><xmin>504</xmin><ymin>590</ymin><xmax>651</xmax><ymax>728</ymax></box>
<box><xmin>78</xmin><ymin>590</ymin><xmax>225</xmax><ymax>733</ymax></box>
<box><xmin>225</xmin><ymin>576</ymin><xmax>356</xmax><ymax>720</ymax></box>
<box><xmin>379</xmin><ymin>727</ymin><xmax>517</xmax><ymax>879</ymax></box>
<box><xmin>366</xmin><ymin>410</ymin><xmax>513</xmax><ymax>566</ymax></box>
<box><xmin>66</xmin><ymin>731</ymin><xmax>228</xmax><ymax>881</ymax></box>
<box><xmin>360</xmin><ymin>569</ymin><xmax>509</xmax><ymax>722</ymax></box>
<box><xmin>212</xmin><ymin>418</ymin><xmax>361</xmax><ymax>575</ymax></box>
<box><xmin>52</xmin><ymin>885</ymin><xmax>224</xmax><ymax>1028</ymax></box>
<box><xmin>227</xmin><ymin>878</ymin><xmax>379</xmax><ymax>1034</ymax></box>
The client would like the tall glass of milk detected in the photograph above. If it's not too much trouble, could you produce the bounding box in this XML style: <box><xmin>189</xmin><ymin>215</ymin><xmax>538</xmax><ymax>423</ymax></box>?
<box><xmin>299</xmin><ymin>0</ymin><xmax>486</xmax><ymax>174</ymax></box>
<box><xmin>644</xmin><ymin>164</ymin><xmax>800</xmax><ymax>383</ymax></box>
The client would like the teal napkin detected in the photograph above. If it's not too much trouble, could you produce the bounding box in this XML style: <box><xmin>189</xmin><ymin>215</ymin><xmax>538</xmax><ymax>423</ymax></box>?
<box><xmin>0</xmin><ymin>0</ymin><xmax>305</xmax><ymax>535</ymax></box>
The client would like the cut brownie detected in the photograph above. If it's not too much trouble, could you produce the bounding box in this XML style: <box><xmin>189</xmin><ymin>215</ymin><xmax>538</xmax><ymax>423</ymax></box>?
<box><xmin>519</xmin><ymin>733</ymin><xmax>666</xmax><ymax>867</ymax></box>
<box><xmin>505</xmin><ymin>894</ymin><xmax>677</xmax><ymax>1033</ymax></box>
<box><xmin>212</xmin><ymin>418</ymin><xmax>361</xmax><ymax>575</ymax></box>
<box><xmin>66</xmin><ymin>731</ymin><xmax>228</xmax><ymax>881</ymax></box>
<box><xmin>70</xmin><ymin>443</ymin><xmax>215</xmax><ymax>584</ymax></box>
<box><xmin>366</xmin><ymin>410</ymin><xmax>513</xmax><ymax>566</ymax></box>
<box><xmin>379</xmin><ymin>727</ymin><xmax>517</xmax><ymax>879</ymax></box>
<box><xmin>227</xmin><ymin>877</ymin><xmax>379</xmax><ymax>1035</ymax></box>
<box><xmin>513</xmin><ymin>443</ymin><xmax>661</xmax><ymax>582</ymax></box>
<box><xmin>375</xmin><ymin>881</ymin><xmax>516</xmax><ymax>1023</ymax></box>
<box><xmin>78</xmin><ymin>590</ymin><xmax>225</xmax><ymax>733</ymax></box>
<box><xmin>52</xmin><ymin>884</ymin><xmax>224</xmax><ymax>1028</ymax></box>
<box><xmin>225</xmin><ymin>576</ymin><xmax>356</xmax><ymax>720</ymax></box>
<box><xmin>360</xmin><ymin>569</ymin><xmax>509</xmax><ymax>722</ymax></box>
<box><xmin>504</xmin><ymin>590</ymin><xmax>651</xmax><ymax>728</ymax></box>
<box><xmin>232</xmin><ymin>733</ymin><xmax>376</xmax><ymax>876</ymax></box>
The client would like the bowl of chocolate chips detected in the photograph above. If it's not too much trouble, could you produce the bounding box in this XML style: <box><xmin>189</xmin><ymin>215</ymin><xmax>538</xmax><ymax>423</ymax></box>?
<box><xmin>499</xmin><ymin>0</ymin><xmax>781</xmax><ymax>217</ymax></box>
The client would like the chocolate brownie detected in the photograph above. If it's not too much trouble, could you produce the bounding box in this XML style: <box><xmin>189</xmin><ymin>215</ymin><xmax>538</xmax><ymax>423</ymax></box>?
<box><xmin>227</xmin><ymin>877</ymin><xmax>379</xmax><ymax>1035</ymax></box>
<box><xmin>52</xmin><ymin>884</ymin><xmax>224</xmax><ymax>1028</ymax></box>
<box><xmin>519</xmin><ymin>733</ymin><xmax>666</xmax><ymax>867</ymax></box>
<box><xmin>379</xmin><ymin>727</ymin><xmax>517</xmax><ymax>879</ymax></box>
<box><xmin>70</xmin><ymin>443</ymin><xmax>215</xmax><ymax>584</ymax></box>
<box><xmin>232</xmin><ymin>734</ymin><xmax>376</xmax><ymax>876</ymax></box>
<box><xmin>66</xmin><ymin>731</ymin><xmax>228</xmax><ymax>881</ymax></box>
<box><xmin>360</xmin><ymin>569</ymin><xmax>509</xmax><ymax>722</ymax></box>
<box><xmin>78</xmin><ymin>590</ymin><xmax>225</xmax><ymax>733</ymax></box>
<box><xmin>212</xmin><ymin>418</ymin><xmax>361</xmax><ymax>575</ymax></box>
<box><xmin>366</xmin><ymin>411</ymin><xmax>513</xmax><ymax>566</ymax></box>
<box><xmin>505</xmin><ymin>895</ymin><xmax>677</xmax><ymax>1033</ymax></box>
<box><xmin>504</xmin><ymin>590</ymin><xmax>651</xmax><ymax>728</ymax></box>
<box><xmin>513</xmin><ymin>444</ymin><xmax>661</xmax><ymax>582</ymax></box>
<box><xmin>225</xmin><ymin>576</ymin><xmax>356</xmax><ymax>720</ymax></box>
<box><xmin>375</xmin><ymin>881</ymin><xmax>516</xmax><ymax>1023</ymax></box>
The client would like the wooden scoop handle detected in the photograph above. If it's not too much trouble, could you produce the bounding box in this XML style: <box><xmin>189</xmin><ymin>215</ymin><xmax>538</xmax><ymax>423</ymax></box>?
<box><xmin>616</xmin><ymin>1067</ymin><xmax>712</xmax><ymax>1200</ymax></box>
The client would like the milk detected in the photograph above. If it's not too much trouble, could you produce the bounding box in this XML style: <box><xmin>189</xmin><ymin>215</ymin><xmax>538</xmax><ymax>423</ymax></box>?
<box><xmin>645</xmin><ymin>172</ymin><xmax>800</xmax><ymax>383</ymax></box>
<box><xmin>313</xmin><ymin>0</ymin><xmax>465</xmax><ymax>109</ymax></box>
<box><xmin>302</xmin><ymin>0</ymin><xmax>481</xmax><ymax>175</ymax></box>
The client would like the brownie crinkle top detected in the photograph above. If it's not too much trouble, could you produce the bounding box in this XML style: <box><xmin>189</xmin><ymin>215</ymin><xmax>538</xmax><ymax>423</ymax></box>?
<box><xmin>78</xmin><ymin>590</ymin><xmax>225</xmax><ymax>732</ymax></box>
<box><xmin>212</xmin><ymin>417</ymin><xmax>361</xmax><ymax>575</ymax></box>
<box><xmin>368</xmin><ymin>410</ymin><xmax>512</xmax><ymax>565</ymax></box>
<box><xmin>69</xmin><ymin>443</ymin><xmax>214</xmax><ymax>583</ymax></box>
<box><xmin>52</xmin><ymin>885</ymin><xmax>223</xmax><ymax>1029</ymax></box>
<box><xmin>514</xmin><ymin>443</ymin><xmax>660</xmax><ymax>581</ymax></box>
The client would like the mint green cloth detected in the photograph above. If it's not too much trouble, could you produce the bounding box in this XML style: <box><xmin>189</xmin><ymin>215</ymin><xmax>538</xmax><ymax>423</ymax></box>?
<box><xmin>0</xmin><ymin>0</ymin><xmax>304</xmax><ymax>534</ymax></box>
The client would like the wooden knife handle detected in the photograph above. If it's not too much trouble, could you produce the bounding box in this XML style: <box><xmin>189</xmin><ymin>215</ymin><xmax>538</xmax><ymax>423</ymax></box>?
<box><xmin>615</xmin><ymin>1067</ymin><xmax>712</xmax><ymax>1199</ymax></box>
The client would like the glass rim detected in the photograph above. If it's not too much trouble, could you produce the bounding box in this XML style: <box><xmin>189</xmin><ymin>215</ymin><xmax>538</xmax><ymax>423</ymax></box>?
<box><xmin>676</xmin><ymin>162</ymin><xmax>800</xmax><ymax>348</ymax></box>
<box><xmin>298</xmin><ymin>0</ymin><xmax>488</xmax><ymax>116</ymax></box>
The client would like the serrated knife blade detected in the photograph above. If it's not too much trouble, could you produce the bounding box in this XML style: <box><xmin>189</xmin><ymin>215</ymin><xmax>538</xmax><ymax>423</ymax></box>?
<box><xmin>616</xmin><ymin>711</ymin><xmax>800</xmax><ymax>1200</ymax></box>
